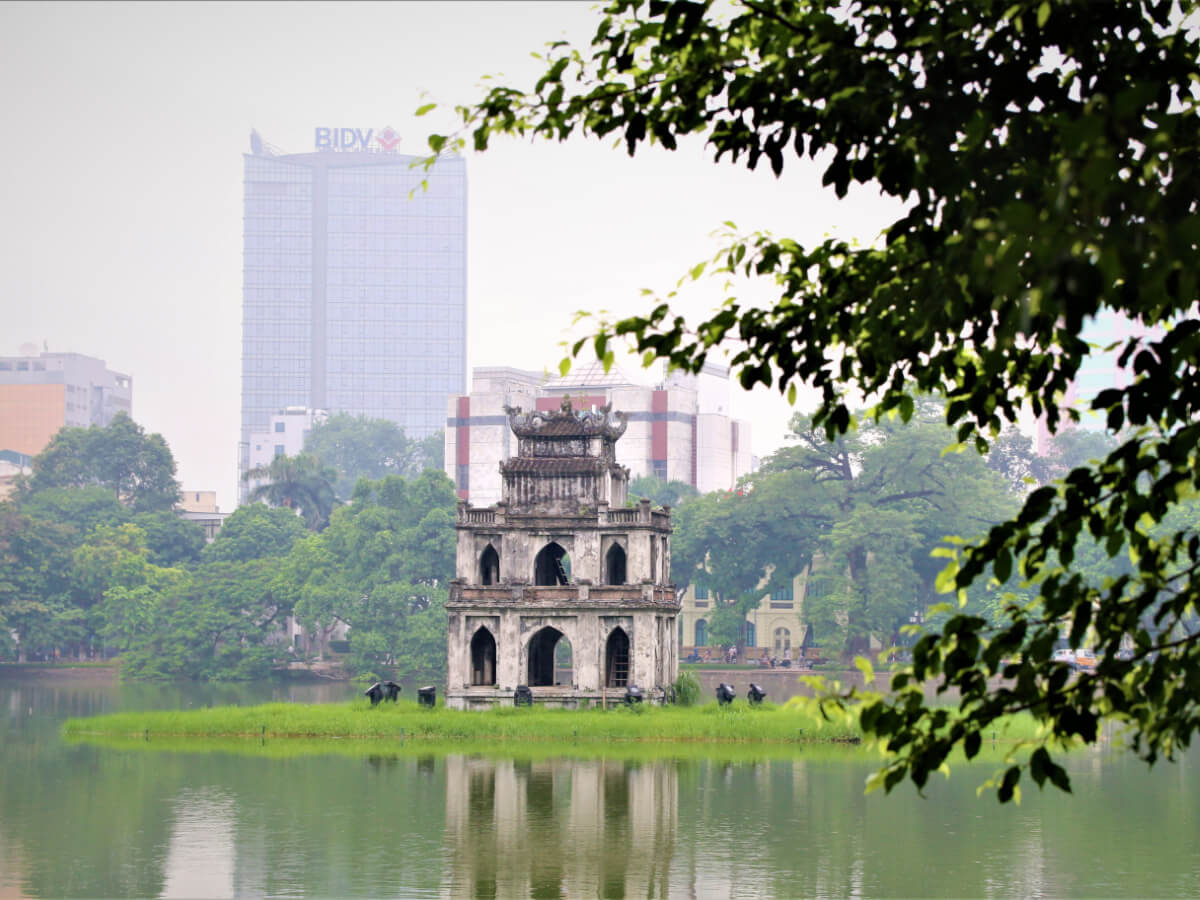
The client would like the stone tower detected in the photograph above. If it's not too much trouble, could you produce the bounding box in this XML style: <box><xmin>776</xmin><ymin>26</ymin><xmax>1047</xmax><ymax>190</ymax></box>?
<box><xmin>445</xmin><ymin>397</ymin><xmax>679</xmax><ymax>709</ymax></box>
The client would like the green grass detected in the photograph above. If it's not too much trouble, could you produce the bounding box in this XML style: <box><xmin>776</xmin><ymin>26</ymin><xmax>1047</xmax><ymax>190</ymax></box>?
<box><xmin>63</xmin><ymin>698</ymin><xmax>861</xmax><ymax>744</ymax></box>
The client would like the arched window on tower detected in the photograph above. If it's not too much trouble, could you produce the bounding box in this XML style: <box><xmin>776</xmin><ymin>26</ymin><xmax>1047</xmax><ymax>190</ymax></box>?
<box><xmin>534</xmin><ymin>542</ymin><xmax>570</xmax><ymax>586</ymax></box>
<box><xmin>480</xmin><ymin>544</ymin><xmax>500</xmax><ymax>585</ymax></box>
<box><xmin>470</xmin><ymin>627</ymin><xmax>497</xmax><ymax>686</ymax></box>
<box><xmin>605</xmin><ymin>543</ymin><xmax>627</xmax><ymax>585</ymax></box>
<box><xmin>605</xmin><ymin>627</ymin><xmax>630</xmax><ymax>687</ymax></box>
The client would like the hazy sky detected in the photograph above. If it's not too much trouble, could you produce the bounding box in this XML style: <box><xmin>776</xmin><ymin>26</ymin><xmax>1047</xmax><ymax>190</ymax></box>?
<box><xmin>1</xmin><ymin>1</ymin><xmax>898</xmax><ymax>508</ymax></box>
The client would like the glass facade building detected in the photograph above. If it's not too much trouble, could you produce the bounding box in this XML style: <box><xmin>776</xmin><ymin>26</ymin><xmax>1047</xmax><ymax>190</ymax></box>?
<box><xmin>240</xmin><ymin>134</ymin><xmax>467</xmax><ymax>497</ymax></box>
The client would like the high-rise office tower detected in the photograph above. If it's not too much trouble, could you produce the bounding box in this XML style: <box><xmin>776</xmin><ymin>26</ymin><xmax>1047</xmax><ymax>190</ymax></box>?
<box><xmin>239</xmin><ymin>128</ymin><xmax>467</xmax><ymax>499</ymax></box>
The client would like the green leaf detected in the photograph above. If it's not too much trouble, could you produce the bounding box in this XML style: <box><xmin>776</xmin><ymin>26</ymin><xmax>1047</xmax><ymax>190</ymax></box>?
<box><xmin>415</xmin><ymin>103</ymin><xmax>437</xmax><ymax>117</ymax></box>
<box><xmin>1037</xmin><ymin>1</ymin><xmax>1051</xmax><ymax>28</ymax></box>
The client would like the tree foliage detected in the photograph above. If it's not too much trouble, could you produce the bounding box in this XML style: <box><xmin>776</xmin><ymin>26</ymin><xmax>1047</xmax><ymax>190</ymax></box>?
<box><xmin>201</xmin><ymin>502</ymin><xmax>308</xmax><ymax>564</ymax></box>
<box><xmin>276</xmin><ymin>469</ymin><xmax>458</xmax><ymax>678</ymax></box>
<box><xmin>674</xmin><ymin>408</ymin><xmax>1014</xmax><ymax>655</ymax></box>
<box><xmin>429</xmin><ymin>0</ymin><xmax>1200</xmax><ymax>800</ymax></box>
<box><xmin>22</xmin><ymin>412</ymin><xmax>179</xmax><ymax>512</ymax></box>
<box><xmin>122</xmin><ymin>560</ymin><xmax>290</xmax><ymax>681</ymax></box>
<box><xmin>244</xmin><ymin>453</ymin><xmax>338</xmax><ymax>531</ymax></box>
<box><xmin>629</xmin><ymin>475</ymin><xmax>699</xmax><ymax>509</ymax></box>
<box><xmin>304</xmin><ymin>413</ymin><xmax>444</xmax><ymax>500</ymax></box>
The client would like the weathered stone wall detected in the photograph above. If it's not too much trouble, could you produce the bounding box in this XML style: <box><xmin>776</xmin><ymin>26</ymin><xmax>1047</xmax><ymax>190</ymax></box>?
<box><xmin>455</xmin><ymin>501</ymin><xmax>671</xmax><ymax>586</ymax></box>
<box><xmin>446</xmin><ymin>403</ymin><xmax>678</xmax><ymax>709</ymax></box>
<box><xmin>447</xmin><ymin>592</ymin><xmax>678</xmax><ymax>707</ymax></box>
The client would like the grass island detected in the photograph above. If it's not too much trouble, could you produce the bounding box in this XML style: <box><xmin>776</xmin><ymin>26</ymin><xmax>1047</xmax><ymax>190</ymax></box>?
<box><xmin>61</xmin><ymin>697</ymin><xmax>1050</xmax><ymax>756</ymax></box>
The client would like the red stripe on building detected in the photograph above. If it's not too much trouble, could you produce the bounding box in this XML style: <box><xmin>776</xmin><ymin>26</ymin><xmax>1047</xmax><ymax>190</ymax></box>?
<box><xmin>651</xmin><ymin>389</ymin><xmax>668</xmax><ymax>462</ymax></box>
<box><xmin>456</xmin><ymin>396</ymin><xmax>470</xmax><ymax>499</ymax></box>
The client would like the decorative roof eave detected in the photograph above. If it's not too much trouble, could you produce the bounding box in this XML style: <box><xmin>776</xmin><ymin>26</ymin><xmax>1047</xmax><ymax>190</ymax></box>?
<box><xmin>500</xmin><ymin>457</ymin><xmax>609</xmax><ymax>475</ymax></box>
<box><xmin>504</xmin><ymin>396</ymin><xmax>628</xmax><ymax>440</ymax></box>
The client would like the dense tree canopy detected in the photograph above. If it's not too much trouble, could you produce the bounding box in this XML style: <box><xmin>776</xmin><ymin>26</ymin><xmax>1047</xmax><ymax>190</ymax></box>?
<box><xmin>629</xmin><ymin>475</ymin><xmax>699</xmax><ymax>509</ymax></box>
<box><xmin>3</xmin><ymin>416</ymin><xmax>453</xmax><ymax>680</ymax></box>
<box><xmin>304</xmin><ymin>414</ymin><xmax>445</xmax><ymax>500</ymax></box>
<box><xmin>244</xmin><ymin>453</ymin><xmax>338</xmax><ymax>531</ymax></box>
<box><xmin>673</xmin><ymin>406</ymin><xmax>1015</xmax><ymax>655</ymax></box>
<box><xmin>201</xmin><ymin>503</ymin><xmax>308</xmax><ymax>564</ymax></box>
<box><xmin>277</xmin><ymin>470</ymin><xmax>458</xmax><ymax>678</ymax></box>
<box><xmin>22</xmin><ymin>412</ymin><xmax>179</xmax><ymax>512</ymax></box>
<box><xmin>428</xmin><ymin>0</ymin><xmax>1200</xmax><ymax>800</ymax></box>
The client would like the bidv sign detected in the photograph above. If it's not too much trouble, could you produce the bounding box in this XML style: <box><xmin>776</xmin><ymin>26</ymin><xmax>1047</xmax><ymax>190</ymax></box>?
<box><xmin>314</xmin><ymin>126</ymin><xmax>402</xmax><ymax>153</ymax></box>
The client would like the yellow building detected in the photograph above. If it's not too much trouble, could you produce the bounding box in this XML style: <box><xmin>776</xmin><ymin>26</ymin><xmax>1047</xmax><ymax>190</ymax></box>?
<box><xmin>678</xmin><ymin>568</ymin><xmax>814</xmax><ymax>661</ymax></box>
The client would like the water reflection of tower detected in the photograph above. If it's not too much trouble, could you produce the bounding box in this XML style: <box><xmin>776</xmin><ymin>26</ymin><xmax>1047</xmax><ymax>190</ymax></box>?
<box><xmin>443</xmin><ymin>756</ymin><xmax>677</xmax><ymax>897</ymax></box>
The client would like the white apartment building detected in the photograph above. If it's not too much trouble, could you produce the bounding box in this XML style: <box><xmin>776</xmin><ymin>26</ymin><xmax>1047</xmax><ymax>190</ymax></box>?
<box><xmin>445</xmin><ymin>361</ymin><xmax>754</xmax><ymax>506</ymax></box>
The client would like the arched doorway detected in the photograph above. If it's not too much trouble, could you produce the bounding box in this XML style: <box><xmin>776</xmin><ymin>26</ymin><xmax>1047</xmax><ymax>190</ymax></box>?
<box><xmin>470</xmin><ymin>627</ymin><xmax>497</xmax><ymax>686</ymax></box>
<box><xmin>605</xmin><ymin>627</ymin><xmax>630</xmax><ymax>688</ymax></box>
<box><xmin>774</xmin><ymin>627</ymin><xmax>791</xmax><ymax>653</ymax></box>
<box><xmin>534</xmin><ymin>542</ymin><xmax>570</xmax><ymax>586</ymax></box>
<box><xmin>528</xmin><ymin>626</ymin><xmax>564</xmax><ymax>686</ymax></box>
<box><xmin>605</xmin><ymin>543</ymin><xmax>627</xmax><ymax>585</ymax></box>
<box><xmin>695</xmin><ymin>618</ymin><xmax>708</xmax><ymax>647</ymax></box>
<box><xmin>479</xmin><ymin>544</ymin><xmax>500</xmax><ymax>585</ymax></box>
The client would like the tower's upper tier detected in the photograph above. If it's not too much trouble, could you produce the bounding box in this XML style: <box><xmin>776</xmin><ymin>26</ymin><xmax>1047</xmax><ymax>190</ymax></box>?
<box><xmin>500</xmin><ymin>397</ymin><xmax>629</xmax><ymax>513</ymax></box>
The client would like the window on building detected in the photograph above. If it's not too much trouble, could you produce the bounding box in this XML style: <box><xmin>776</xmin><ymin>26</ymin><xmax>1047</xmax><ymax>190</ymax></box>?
<box><xmin>774</xmin><ymin>627</ymin><xmax>792</xmax><ymax>653</ymax></box>
<box><xmin>274</xmin><ymin>422</ymin><xmax>286</xmax><ymax>432</ymax></box>
<box><xmin>470</xmin><ymin>627</ymin><xmax>496</xmax><ymax>686</ymax></box>
<box><xmin>605</xmin><ymin>543</ymin><xmax>627</xmax><ymax>585</ymax></box>
<box><xmin>605</xmin><ymin>628</ymin><xmax>630</xmax><ymax>687</ymax></box>
<box><xmin>274</xmin><ymin>444</ymin><xmax>285</xmax><ymax>457</ymax></box>
<box><xmin>479</xmin><ymin>544</ymin><xmax>500</xmax><ymax>585</ymax></box>
<box><xmin>695</xmin><ymin>618</ymin><xmax>708</xmax><ymax>647</ymax></box>
<box><xmin>770</xmin><ymin>585</ymin><xmax>794</xmax><ymax>609</ymax></box>
<box><xmin>806</xmin><ymin>574</ymin><xmax>833</xmax><ymax>599</ymax></box>
<box><xmin>534</xmin><ymin>542</ymin><xmax>570</xmax><ymax>586</ymax></box>
<box><xmin>694</xmin><ymin>584</ymin><xmax>709</xmax><ymax>600</ymax></box>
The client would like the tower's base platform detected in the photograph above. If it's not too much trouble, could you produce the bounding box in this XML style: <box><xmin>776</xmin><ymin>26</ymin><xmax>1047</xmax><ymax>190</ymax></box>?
<box><xmin>445</xmin><ymin>684</ymin><xmax>669</xmax><ymax>710</ymax></box>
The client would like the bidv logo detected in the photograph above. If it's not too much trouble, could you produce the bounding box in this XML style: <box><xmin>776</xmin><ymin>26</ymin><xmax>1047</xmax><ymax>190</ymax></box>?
<box><xmin>314</xmin><ymin>126</ymin><xmax>401</xmax><ymax>153</ymax></box>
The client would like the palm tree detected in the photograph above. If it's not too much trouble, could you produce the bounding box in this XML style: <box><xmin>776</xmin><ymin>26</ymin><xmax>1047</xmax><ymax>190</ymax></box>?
<box><xmin>244</xmin><ymin>453</ymin><xmax>338</xmax><ymax>530</ymax></box>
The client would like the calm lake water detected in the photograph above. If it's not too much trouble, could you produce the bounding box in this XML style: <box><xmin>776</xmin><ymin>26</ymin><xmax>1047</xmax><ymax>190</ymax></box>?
<box><xmin>2</xmin><ymin>669</ymin><xmax>1198</xmax><ymax>898</ymax></box>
